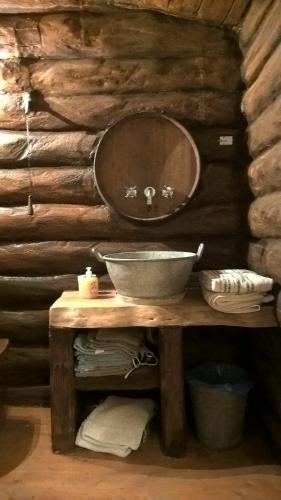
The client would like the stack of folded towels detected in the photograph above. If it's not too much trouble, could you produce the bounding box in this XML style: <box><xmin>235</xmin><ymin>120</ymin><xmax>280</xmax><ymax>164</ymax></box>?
<box><xmin>199</xmin><ymin>269</ymin><xmax>274</xmax><ymax>313</ymax></box>
<box><xmin>76</xmin><ymin>395</ymin><xmax>155</xmax><ymax>457</ymax></box>
<box><xmin>74</xmin><ymin>327</ymin><xmax>158</xmax><ymax>378</ymax></box>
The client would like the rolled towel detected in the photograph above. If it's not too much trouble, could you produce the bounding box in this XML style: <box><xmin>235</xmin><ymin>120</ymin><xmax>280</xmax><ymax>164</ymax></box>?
<box><xmin>200</xmin><ymin>269</ymin><xmax>273</xmax><ymax>294</ymax></box>
<box><xmin>75</xmin><ymin>395</ymin><xmax>155</xmax><ymax>457</ymax></box>
<box><xmin>202</xmin><ymin>287</ymin><xmax>272</xmax><ymax>314</ymax></box>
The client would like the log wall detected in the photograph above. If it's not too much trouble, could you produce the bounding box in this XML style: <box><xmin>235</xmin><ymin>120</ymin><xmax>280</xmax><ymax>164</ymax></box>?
<box><xmin>240</xmin><ymin>0</ymin><xmax>281</xmax><ymax>284</ymax></box>
<box><xmin>0</xmin><ymin>4</ymin><xmax>249</xmax><ymax>405</ymax></box>
<box><xmin>239</xmin><ymin>0</ymin><xmax>281</xmax><ymax>450</ymax></box>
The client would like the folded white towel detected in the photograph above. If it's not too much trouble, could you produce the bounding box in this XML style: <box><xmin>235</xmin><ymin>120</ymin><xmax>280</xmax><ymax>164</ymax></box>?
<box><xmin>200</xmin><ymin>269</ymin><xmax>273</xmax><ymax>294</ymax></box>
<box><xmin>75</xmin><ymin>396</ymin><xmax>155</xmax><ymax>457</ymax></box>
<box><xmin>202</xmin><ymin>287</ymin><xmax>273</xmax><ymax>314</ymax></box>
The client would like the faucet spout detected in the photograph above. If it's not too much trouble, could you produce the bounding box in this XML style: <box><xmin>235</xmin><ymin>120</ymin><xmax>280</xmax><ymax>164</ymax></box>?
<box><xmin>144</xmin><ymin>186</ymin><xmax>156</xmax><ymax>206</ymax></box>
<box><xmin>22</xmin><ymin>91</ymin><xmax>31</xmax><ymax>115</ymax></box>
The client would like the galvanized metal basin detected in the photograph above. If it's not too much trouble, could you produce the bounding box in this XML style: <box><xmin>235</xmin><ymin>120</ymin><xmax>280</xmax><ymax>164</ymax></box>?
<box><xmin>95</xmin><ymin>244</ymin><xmax>204</xmax><ymax>304</ymax></box>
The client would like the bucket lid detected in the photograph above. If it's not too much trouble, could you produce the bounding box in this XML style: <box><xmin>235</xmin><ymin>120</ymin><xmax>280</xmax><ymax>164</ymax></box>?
<box><xmin>93</xmin><ymin>112</ymin><xmax>200</xmax><ymax>222</ymax></box>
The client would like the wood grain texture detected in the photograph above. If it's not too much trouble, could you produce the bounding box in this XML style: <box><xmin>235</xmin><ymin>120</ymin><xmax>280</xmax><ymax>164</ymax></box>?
<box><xmin>0</xmin><ymin>162</ymin><xmax>250</xmax><ymax>206</ymax></box>
<box><xmin>248</xmin><ymin>95</ymin><xmax>281</xmax><ymax>158</ymax></box>
<box><xmin>29</xmin><ymin>56</ymin><xmax>241</xmax><ymax>95</ymax></box>
<box><xmin>0</xmin><ymin>202</ymin><xmax>249</xmax><ymax>241</ymax></box>
<box><xmin>249</xmin><ymin>192</ymin><xmax>281</xmax><ymax>238</ymax></box>
<box><xmin>0</xmin><ymin>309</ymin><xmax>48</xmax><ymax>345</ymax></box>
<box><xmin>75</xmin><ymin>366</ymin><xmax>159</xmax><ymax>391</ymax></box>
<box><xmin>4</xmin><ymin>385</ymin><xmax>50</xmax><ymax>406</ymax></box>
<box><xmin>248</xmin><ymin>141</ymin><xmax>281</xmax><ymax>196</ymax></box>
<box><xmin>0</xmin><ymin>60</ymin><xmax>30</xmax><ymax>93</ymax></box>
<box><xmin>49</xmin><ymin>290</ymin><xmax>277</xmax><ymax>329</ymax></box>
<box><xmin>0</xmin><ymin>167</ymin><xmax>99</xmax><ymax>205</ymax></box>
<box><xmin>159</xmin><ymin>327</ymin><xmax>186</xmax><ymax>457</ymax></box>
<box><xmin>0</xmin><ymin>241</ymin><xmax>102</xmax><ymax>275</ymax></box>
<box><xmin>0</xmin><ymin>275</ymin><xmax>78</xmax><ymax>306</ymax></box>
<box><xmin>248</xmin><ymin>238</ymin><xmax>281</xmax><ymax>284</ymax></box>
<box><xmin>0</xmin><ymin>346</ymin><xmax>49</xmax><ymax>386</ymax></box>
<box><xmin>49</xmin><ymin>327</ymin><xmax>76</xmax><ymax>452</ymax></box>
<box><xmin>242</xmin><ymin>0</ymin><xmax>281</xmax><ymax>84</ymax></box>
<box><xmin>0</xmin><ymin>0</ymin><xmax>249</xmax><ymax>25</ymax></box>
<box><xmin>242</xmin><ymin>45</ymin><xmax>281</xmax><ymax>123</ymax></box>
<box><xmin>0</xmin><ymin>128</ymin><xmax>242</xmax><ymax>165</ymax></box>
<box><xmin>0</xmin><ymin>12</ymin><xmax>231</xmax><ymax>60</ymax></box>
<box><xmin>0</xmin><ymin>91</ymin><xmax>240</xmax><ymax>130</ymax></box>
<box><xmin>239</xmin><ymin>0</ymin><xmax>273</xmax><ymax>49</ymax></box>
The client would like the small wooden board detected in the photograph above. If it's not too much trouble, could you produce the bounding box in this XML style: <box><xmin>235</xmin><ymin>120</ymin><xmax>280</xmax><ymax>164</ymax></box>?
<box><xmin>49</xmin><ymin>290</ymin><xmax>278</xmax><ymax>329</ymax></box>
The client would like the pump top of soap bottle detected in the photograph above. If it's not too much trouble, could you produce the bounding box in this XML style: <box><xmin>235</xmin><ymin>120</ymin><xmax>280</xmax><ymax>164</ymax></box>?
<box><xmin>85</xmin><ymin>266</ymin><xmax>93</xmax><ymax>277</ymax></box>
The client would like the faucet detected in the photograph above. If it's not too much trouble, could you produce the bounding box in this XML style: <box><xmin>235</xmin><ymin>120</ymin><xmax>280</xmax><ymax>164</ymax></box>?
<box><xmin>22</xmin><ymin>91</ymin><xmax>31</xmax><ymax>115</ymax></box>
<box><xmin>143</xmin><ymin>186</ymin><xmax>156</xmax><ymax>206</ymax></box>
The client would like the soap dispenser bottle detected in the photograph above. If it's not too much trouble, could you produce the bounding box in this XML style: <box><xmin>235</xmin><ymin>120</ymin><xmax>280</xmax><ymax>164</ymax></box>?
<box><xmin>78</xmin><ymin>266</ymin><xmax>99</xmax><ymax>299</ymax></box>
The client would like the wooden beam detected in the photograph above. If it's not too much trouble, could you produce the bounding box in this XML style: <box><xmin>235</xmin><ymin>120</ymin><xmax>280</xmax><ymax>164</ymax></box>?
<box><xmin>0</xmin><ymin>60</ymin><xmax>30</xmax><ymax>93</ymax></box>
<box><xmin>249</xmin><ymin>192</ymin><xmax>281</xmax><ymax>238</ymax></box>
<box><xmin>0</xmin><ymin>91</ymin><xmax>240</xmax><ymax>130</ymax></box>
<box><xmin>239</xmin><ymin>0</ymin><xmax>273</xmax><ymax>50</ymax></box>
<box><xmin>0</xmin><ymin>12</ymin><xmax>231</xmax><ymax>60</ymax></box>
<box><xmin>0</xmin><ymin>310</ymin><xmax>48</xmax><ymax>345</ymax></box>
<box><xmin>242</xmin><ymin>0</ymin><xmax>281</xmax><ymax>84</ymax></box>
<box><xmin>248</xmin><ymin>141</ymin><xmax>281</xmax><ymax>197</ymax></box>
<box><xmin>248</xmin><ymin>95</ymin><xmax>281</xmax><ymax>158</ymax></box>
<box><xmin>28</xmin><ymin>56</ymin><xmax>241</xmax><ymax>96</ymax></box>
<box><xmin>223</xmin><ymin>0</ymin><xmax>251</xmax><ymax>26</ymax></box>
<box><xmin>0</xmin><ymin>129</ymin><xmax>245</xmax><ymax>165</ymax></box>
<box><xmin>242</xmin><ymin>45</ymin><xmax>281</xmax><ymax>123</ymax></box>
<box><xmin>0</xmin><ymin>202</ymin><xmax>249</xmax><ymax>241</ymax></box>
<box><xmin>248</xmin><ymin>238</ymin><xmax>281</xmax><ymax>284</ymax></box>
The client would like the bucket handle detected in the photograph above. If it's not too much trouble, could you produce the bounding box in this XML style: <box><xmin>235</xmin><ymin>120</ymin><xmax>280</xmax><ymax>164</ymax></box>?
<box><xmin>196</xmin><ymin>243</ymin><xmax>204</xmax><ymax>261</ymax></box>
<box><xmin>93</xmin><ymin>247</ymin><xmax>105</xmax><ymax>262</ymax></box>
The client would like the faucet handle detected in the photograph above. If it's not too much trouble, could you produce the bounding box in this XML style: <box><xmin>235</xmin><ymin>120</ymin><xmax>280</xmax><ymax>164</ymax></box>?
<box><xmin>161</xmin><ymin>186</ymin><xmax>174</xmax><ymax>198</ymax></box>
<box><xmin>125</xmin><ymin>186</ymin><xmax>138</xmax><ymax>198</ymax></box>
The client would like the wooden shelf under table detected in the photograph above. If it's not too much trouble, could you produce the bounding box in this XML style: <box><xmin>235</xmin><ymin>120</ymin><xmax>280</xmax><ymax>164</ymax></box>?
<box><xmin>74</xmin><ymin>366</ymin><xmax>160</xmax><ymax>391</ymax></box>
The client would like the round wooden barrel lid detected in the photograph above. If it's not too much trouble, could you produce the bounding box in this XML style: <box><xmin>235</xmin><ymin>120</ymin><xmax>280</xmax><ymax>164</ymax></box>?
<box><xmin>94</xmin><ymin>113</ymin><xmax>200</xmax><ymax>222</ymax></box>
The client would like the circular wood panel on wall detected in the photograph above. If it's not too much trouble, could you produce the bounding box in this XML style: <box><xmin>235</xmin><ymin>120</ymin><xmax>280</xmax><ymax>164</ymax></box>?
<box><xmin>94</xmin><ymin>112</ymin><xmax>200</xmax><ymax>222</ymax></box>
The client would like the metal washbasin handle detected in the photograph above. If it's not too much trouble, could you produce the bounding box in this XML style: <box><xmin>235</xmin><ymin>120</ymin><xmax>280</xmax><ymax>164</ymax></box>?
<box><xmin>196</xmin><ymin>243</ymin><xmax>204</xmax><ymax>261</ymax></box>
<box><xmin>93</xmin><ymin>248</ymin><xmax>105</xmax><ymax>262</ymax></box>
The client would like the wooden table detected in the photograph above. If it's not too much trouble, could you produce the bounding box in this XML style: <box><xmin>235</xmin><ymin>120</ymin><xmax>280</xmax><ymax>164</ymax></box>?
<box><xmin>49</xmin><ymin>290</ymin><xmax>277</xmax><ymax>457</ymax></box>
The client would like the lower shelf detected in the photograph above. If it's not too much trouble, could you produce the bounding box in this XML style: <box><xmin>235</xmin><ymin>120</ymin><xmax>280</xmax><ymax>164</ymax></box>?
<box><xmin>74</xmin><ymin>366</ymin><xmax>160</xmax><ymax>391</ymax></box>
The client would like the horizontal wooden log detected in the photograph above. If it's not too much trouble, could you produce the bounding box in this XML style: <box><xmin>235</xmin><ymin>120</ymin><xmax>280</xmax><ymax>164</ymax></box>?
<box><xmin>248</xmin><ymin>95</ymin><xmax>281</xmax><ymax>157</ymax></box>
<box><xmin>249</xmin><ymin>192</ymin><xmax>281</xmax><ymax>238</ymax></box>
<box><xmin>242</xmin><ymin>45</ymin><xmax>281</xmax><ymax>123</ymax></box>
<box><xmin>239</xmin><ymin>0</ymin><xmax>273</xmax><ymax>50</ymax></box>
<box><xmin>0</xmin><ymin>275</ymin><xmax>78</xmax><ymax>306</ymax></box>
<box><xmin>0</xmin><ymin>129</ymin><xmax>244</xmax><ymax>166</ymax></box>
<box><xmin>0</xmin><ymin>241</ymin><xmax>100</xmax><ymax>275</ymax></box>
<box><xmin>4</xmin><ymin>385</ymin><xmax>50</xmax><ymax>406</ymax></box>
<box><xmin>0</xmin><ymin>346</ymin><xmax>49</xmax><ymax>386</ymax></box>
<box><xmin>28</xmin><ymin>56</ymin><xmax>241</xmax><ymax>95</ymax></box>
<box><xmin>0</xmin><ymin>91</ymin><xmax>240</xmax><ymax>130</ymax></box>
<box><xmin>0</xmin><ymin>238</ymin><xmax>248</xmax><ymax>281</ymax></box>
<box><xmin>0</xmin><ymin>310</ymin><xmax>48</xmax><ymax>345</ymax></box>
<box><xmin>248</xmin><ymin>238</ymin><xmax>281</xmax><ymax>284</ymax></box>
<box><xmin>242</xmin><ymin>0</ymin><xmax>281</xmax><ymax>84</ymax></box>
<box><xmin>0</xmin><ymin>0</ymin><xmax>248</xmax><ymax>25</ymax></box>
<box><xmin>0</xmin><ymin>167</ymin><xmax>100</xmax><ymax>205</ymax></box>
<box><xmin>0</xmin><ymin>163</ymin><xmax>250</xmax><ymax>206</ymax></box>
<box><xmin>248</xmin><ymin>141</ymin><xmax>281</xmax><ymax>196</ymax></box>
<box><xmin>0</xmin><ymin>202</ymin><xmax>249</xmax><ymax>241</ymax></box>
<box><xmin>0</xmin><ymin>12</ymin><xmax>231</xmax><ymax>60</ymax></box>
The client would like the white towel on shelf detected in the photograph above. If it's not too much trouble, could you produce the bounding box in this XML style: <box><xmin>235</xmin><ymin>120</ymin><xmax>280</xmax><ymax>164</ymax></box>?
<box><xmin>75</xmin><ymin>396</ymin><xmax>155</xmax><ymax>457</ymax></box>
<box><xmin>199</xmin><ymin>269</ymin><xmax>273</xmax><ymax>294</ymax></box>
<box><xmin>202</xmin><ymin>287</ymin><xmax>273</xmax><ymax>314</ymax></box>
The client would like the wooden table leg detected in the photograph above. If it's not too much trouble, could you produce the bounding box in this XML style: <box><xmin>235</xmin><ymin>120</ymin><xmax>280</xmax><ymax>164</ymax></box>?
<box><xmin>49</xmin><ymin>327</ymin><xmax>77</xmax><ymax>453</ymax></box>
<box><xmin>159</xmin><ymin>326</ymin><xmax>186</xmax><ymax>457</ymax></box>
